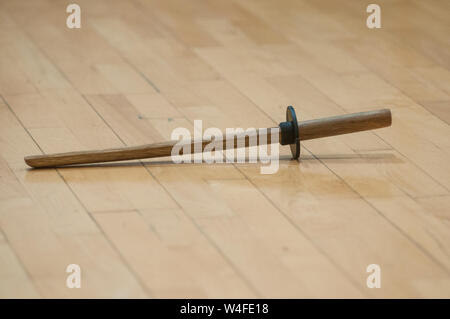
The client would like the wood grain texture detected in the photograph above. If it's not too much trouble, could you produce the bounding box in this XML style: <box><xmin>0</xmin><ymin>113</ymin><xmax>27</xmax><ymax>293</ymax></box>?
<box><xmin>0</xmin><ymin>0</ymin><xmax>449</xmax><ymax>298</ymax></box>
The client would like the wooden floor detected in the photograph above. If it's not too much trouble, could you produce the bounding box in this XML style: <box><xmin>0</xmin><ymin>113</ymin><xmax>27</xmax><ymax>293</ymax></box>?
<box><xmin>1</xmin><ymin>0</ymin><xmax>450</xmax><ymax>298</ymax></box>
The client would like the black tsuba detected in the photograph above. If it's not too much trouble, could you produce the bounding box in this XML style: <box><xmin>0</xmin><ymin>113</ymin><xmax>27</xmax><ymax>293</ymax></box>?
<box><xmin>278</xmin><ymin>106</ymin><xmax>300</xmax><ymax>159</ymax></box>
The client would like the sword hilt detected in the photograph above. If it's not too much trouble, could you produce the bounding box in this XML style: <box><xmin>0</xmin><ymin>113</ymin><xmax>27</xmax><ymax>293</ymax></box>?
<box><xmin>278</xmin><ymin>107</ymin><xmax>391</xmax><ymax>159</ymax></box>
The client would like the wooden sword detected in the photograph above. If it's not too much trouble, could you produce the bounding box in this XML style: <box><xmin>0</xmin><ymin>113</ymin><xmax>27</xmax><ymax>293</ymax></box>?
<box><xmin>24</xmin><ymin>107</ymin><xmax>392</xmax><ymax>168</ymax></box>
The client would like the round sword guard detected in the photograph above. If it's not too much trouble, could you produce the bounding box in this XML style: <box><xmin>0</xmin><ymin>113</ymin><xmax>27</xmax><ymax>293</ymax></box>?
<box><xmin>286</xmin><ymin>106</ymin><xmax>300</xmax><ymax>159</ymax></box>
<box><xmin>278</xmin><ymin>106</ymin><xmax>300</xmax><ymax>160</ymax></box>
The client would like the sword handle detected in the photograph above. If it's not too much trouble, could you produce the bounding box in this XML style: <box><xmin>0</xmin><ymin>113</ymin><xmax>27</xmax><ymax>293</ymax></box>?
<box><xmin>299</xmin><ymin>109</ymin><xmax>391</xmax><ymax>141</ymax></box>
